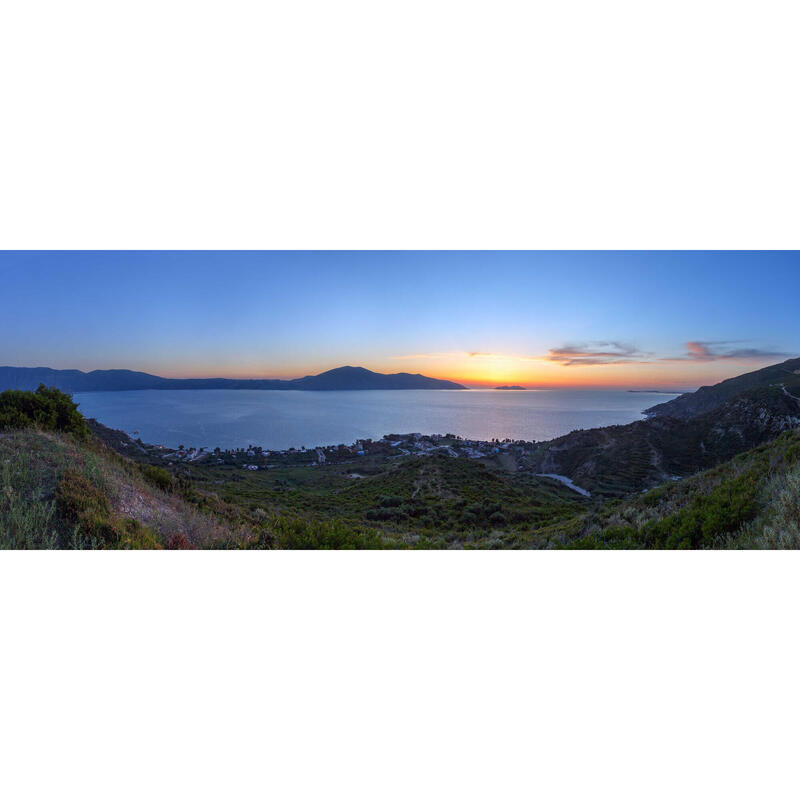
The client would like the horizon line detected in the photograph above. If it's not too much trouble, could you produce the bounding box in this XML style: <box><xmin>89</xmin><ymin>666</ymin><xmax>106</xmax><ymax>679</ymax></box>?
<box><xmin>0</xmin><ymin>362</ymin><xmax>702</xmax><ymax>392</ymax></box>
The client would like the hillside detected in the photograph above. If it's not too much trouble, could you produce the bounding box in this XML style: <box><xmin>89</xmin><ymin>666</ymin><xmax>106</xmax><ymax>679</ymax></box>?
<box><xmin>645</xmin><ymin>357</ymin><xmax>800</xmax><ymax>419</ymax></box>
<box><xmin>3</xmin><ymin>371</ymin><xmax>800</xmax><ymax>549</ymax></box>
<box><xmin>525</xmin><ymin>429</ymin><xmax>800</xmax><ymax>549</ymax></box>
<box><xmin>0</xmin><ymin>365</ymin><xmax>466</xmax><ymax>393</ymax></box>
<box><xmin>527</xmin><ymin>383</ymin><xmax>800</xmax><ymax>497</ymax></box>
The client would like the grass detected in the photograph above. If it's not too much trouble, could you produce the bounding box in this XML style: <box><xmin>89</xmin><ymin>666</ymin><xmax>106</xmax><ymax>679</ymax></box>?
<box><xmin>0</xmin><ymin>430</ymin><xmax>234</xmax><ymax>549</ymax></box>
<box><xmin>5</xmin><ymin>425</ymin><xmax>799</xmax><ymax>550</ymax></box>
<box><xmin>2</xmin><ymin>386</ymin><xmax>799</xmax><ymax>550</ymax></box>
<box><xmin>179</xmin><ymin>453</ymin><xmax>588</xmax><ymax>548</ymax></box>
<box><xmin>529</xmin><ymin>430</ymin><xmax>800</xmax><ymax>549</ymax></box>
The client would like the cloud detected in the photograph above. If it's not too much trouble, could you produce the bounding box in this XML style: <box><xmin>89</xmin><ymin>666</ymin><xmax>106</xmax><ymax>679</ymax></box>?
<box><xmin>545</xmin><ymin>339</ymin><xmax>790</xmax><ymax>367</ymax></box>
<box><xmin>395</xmin><ymin>341</ymin><xmax>792</xmax><ymax>368</ymax></box>
<box><xmin>546</xmin><ymin>342</ymin><xmax>651</xmax><ymax>367</ymax></box>
<box><xmin>676</xmin><ymin>341</ymin><xmax>790</xmax><ymax>362</ymax></box>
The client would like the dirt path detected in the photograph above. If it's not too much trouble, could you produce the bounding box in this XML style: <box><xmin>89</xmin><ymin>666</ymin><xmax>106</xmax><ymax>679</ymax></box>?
<box><xmin>536</xmin><ymin>473</ymin><xmax>592</xmax><ymax>498</ymax></box>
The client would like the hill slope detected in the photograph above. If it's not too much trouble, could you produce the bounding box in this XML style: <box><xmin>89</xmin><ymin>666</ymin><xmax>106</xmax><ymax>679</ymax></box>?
<box><xmin>645</xmin><ymin>357</ymin><xmax>800</xmax><ymax>419</ymax></box>
<box><xmin>525</xmin><ymin>429</ymin><xmax>800</xmax><ymax>549</ymax></box>
<box><xmin>0</xmin><ymin>429</ymin><xmax>238</xmax><ymax>548</ymax></box>
<box><xmin>528</xmin><ymin>383</ymin><xmax>800</xmax><ymax>496</ymax></box>
<box><xmin>0</xmin><ymin>365</ymin><xmax>466</xmax><ymax>393</ymax></box>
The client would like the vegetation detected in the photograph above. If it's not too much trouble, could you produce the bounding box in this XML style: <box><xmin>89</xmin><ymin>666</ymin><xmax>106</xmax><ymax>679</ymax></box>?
<box><xmin>176</xmin><ymin>453</ymin><xmax>586</xmax><ymax>549</ymax></box>
<box><xmin>533</xmin><ymin>430</ymin><xmax>800</xmax><ymax>549</ymax></box>
<box><xmin>0</xmin><ymin>384</ymin><xmax>89</xmax><ymax>438</ymax></box>
<box><xmin>527</xmin><ymin>384</ymin><xmax>800</xmax><ymax>497</ymax></box>
<box><xmin>1</xmin><ymin>382</ymin><xmax>800</xmax><ymax>549</ymax></box>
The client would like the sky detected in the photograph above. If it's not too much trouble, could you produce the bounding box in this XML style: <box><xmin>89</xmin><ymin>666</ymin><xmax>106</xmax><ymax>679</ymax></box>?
<box><xmin>1</xmin><ymin>251</ymin><xmax>797</xmax><ymax>389</ymax></box>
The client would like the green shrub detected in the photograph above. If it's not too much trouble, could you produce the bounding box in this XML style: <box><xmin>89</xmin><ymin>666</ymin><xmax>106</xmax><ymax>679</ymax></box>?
<box><xmin>272</xmin><ymin>517</ymin><xmax>387</xmax><ymax>549</ymax></box>
<box><xmin>141</xmin><ymin>465</ymin><xmax>174</xmax><ymax>493</ymax></box>
<box><xmin>55</xmin><ymin>470</ymin><xmax>118</xmax><ymax>545</ymax></box>
<box><xmin>640</xmin><ymin>472</ymin><xmax>760</xmax><ymax>548</ymax></box>
<box><xmin>0</xmin><ymin>385</ymin><xmax>88</xmax><ymax>438</ymax></box>
<box><xmin>379</xmin><ymin>495</ymin><xmax>403</xmax><ymax>508</ymax></box>
<box><xmin>54</xmin><ymin>469</ymin><xmax>162</xmax><ymax>548</ymax></box>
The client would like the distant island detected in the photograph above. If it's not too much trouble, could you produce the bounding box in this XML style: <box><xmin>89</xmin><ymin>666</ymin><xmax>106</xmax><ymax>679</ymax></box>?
<box><xmin>0</xmin><ymin>365</ymin><xmax>467</xmax><ymax>393</ymax></box>
<box><xmin>495</xmin><ymin>385</ymin><xmax>526</xmax><ymax>390</ymax></box>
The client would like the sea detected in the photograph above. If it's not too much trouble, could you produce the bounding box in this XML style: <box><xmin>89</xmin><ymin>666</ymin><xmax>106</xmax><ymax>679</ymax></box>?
<box><xmin>72</xmin><ymin>389</ymin><xmax>679</xmax><ymax>452</ymax></box>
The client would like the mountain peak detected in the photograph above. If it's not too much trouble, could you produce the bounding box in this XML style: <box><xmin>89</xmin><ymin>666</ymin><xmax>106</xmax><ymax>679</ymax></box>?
<box><xmin>0</xmin><ymin>365</ymin><xmax>466</xmax><ymax>393</ymax></box>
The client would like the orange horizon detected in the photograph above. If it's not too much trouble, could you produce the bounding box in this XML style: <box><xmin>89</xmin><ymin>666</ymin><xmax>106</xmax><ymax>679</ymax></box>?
<box><xmin>35</xmin><ymin>353</ymin><xmax>785</xmax><ymax>391</ymax></box>
<box><xmin>144</xmin><ymin>360</ymin><xmax>765</xmax><ymax>392</ymax></box>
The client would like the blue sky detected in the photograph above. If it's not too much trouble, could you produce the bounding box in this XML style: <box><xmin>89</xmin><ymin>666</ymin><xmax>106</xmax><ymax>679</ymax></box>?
<box><xmin>1</xmin><ymin>251</ymin><xmax>797</xmax><ymax>388</ymax></box>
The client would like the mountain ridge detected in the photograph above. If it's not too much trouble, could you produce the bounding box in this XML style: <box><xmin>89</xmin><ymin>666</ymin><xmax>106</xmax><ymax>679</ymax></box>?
<box><xmin>0</xmin><ymin>365</ymin><xmax>466</xmax><ymax>393</ymax></box>
<box><xmin>645</xmin><ymin>357</ymin><xmax>800</xmax><ymax>420</ymax></box>
<box><xmin>528</xmin><ymin>368</ymin><xmax>800</xmax><ymax>497</ymax></box>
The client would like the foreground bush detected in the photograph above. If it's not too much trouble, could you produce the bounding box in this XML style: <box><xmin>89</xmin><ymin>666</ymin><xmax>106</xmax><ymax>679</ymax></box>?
<box><xmin>0</xmin><ymin>385</ymin><xmax>88</xmax><ymax>438</ymax></box>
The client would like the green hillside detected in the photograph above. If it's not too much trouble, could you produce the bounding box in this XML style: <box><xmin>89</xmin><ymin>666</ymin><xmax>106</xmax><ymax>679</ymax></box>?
<box><xmin>2</xmin><ymin>377</ymin><xmax>800</xmax><ymax>550</ymax></box>
<box><xmin>527</xmin><ymin>430</ymin><xmax>800</xmax><ymax>549</ymax></box>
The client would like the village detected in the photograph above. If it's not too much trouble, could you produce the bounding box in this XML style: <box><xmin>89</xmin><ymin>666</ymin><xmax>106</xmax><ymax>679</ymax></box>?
<box><xmin>148</xmin><ymin>432</ymin><xmax>542</xmax><ymax>472</ymax></box>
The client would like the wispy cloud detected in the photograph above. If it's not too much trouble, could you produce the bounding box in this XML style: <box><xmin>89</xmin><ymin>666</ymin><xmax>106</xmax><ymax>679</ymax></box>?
<box><xmin>673</xmin><ymin>341</ymin><xmax>790</xmax><ymax>362</ymax></box>
<box><xmin>394</xmin><ymin>341</ymin><xmax>791</xmax><ymax>369</ymax></box>
<box><xmin>545</xmin><ymin>342</ymin><xmax>651</xmax><ymax>367</ymax></box>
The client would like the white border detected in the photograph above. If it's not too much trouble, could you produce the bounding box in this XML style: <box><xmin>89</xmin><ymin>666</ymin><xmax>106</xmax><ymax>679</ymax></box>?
<box><xmin>2</xmin><ymin>552</ymin><xmax>800</xmax><ymax>799</ymax></box>
<box><xmin>1</xmin><ymin>2</ymin><xmax>799</xmax><ymax>798</ymax></box>
<box><xmin>1</xmin><ymin>1</ymin><xmax>798</xmax><ymax>249</ymax></box>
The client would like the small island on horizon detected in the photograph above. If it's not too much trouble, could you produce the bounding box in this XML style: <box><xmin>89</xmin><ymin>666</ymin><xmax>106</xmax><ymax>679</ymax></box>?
<box><xmin>495</xmin><ymin>385</ymin><xmax>526</xmax><ymax>390</ymax></box>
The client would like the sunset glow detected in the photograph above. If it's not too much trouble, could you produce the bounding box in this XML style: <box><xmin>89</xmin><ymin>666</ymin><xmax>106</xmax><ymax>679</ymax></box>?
<box><xmin>1</xmin><ymin>251</ymin><xmax>797</xmax><ymax>390</ymax></box>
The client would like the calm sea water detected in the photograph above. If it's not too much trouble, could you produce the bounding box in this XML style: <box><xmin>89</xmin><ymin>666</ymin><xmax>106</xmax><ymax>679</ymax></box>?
<box><xmin>73</xmin><ymin>389</ymin><xmax>677</xmax><ymax>451</ymax></box>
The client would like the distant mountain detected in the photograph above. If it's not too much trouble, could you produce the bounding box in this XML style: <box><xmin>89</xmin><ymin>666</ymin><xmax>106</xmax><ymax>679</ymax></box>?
<box><xmin>645</xmin><ymin>357</ymin><xmax>800</xmax><ymax>419</ymax></box>
<box><xmin>290</xmin><ymin>366</ymin><xmax>465</xmax><ymax>390</ymax></box>
<box><xmin>0</xmin><ymin>365</ymin><xmax>466</xmax><ymax>393</ymax></box>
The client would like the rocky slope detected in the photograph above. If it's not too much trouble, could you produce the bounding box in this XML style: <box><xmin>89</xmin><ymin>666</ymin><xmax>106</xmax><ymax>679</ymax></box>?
<box><xmin>645</xmin><ymin>357</ymin><xmax>800</xmax><ymax>419</ymax></box>
<box><xmin>528</xmin><ymin>384</ymin><xmax>800</xmax><ymax>497</ymax></box>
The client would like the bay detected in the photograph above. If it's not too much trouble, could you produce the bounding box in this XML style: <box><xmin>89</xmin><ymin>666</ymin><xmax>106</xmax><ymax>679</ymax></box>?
<box><xmin>72</xmin><ymin>389</ymin><xmax>678</xmax><ymax>451</ymax></box>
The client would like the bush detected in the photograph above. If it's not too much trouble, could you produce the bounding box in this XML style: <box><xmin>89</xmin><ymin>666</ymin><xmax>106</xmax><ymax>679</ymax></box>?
<box><xmin>55</xmin><ymin>469</ymin><xmax>162</xmax><ymax>549</ymax></box>
<box><xmin>366</xmin><ymin>507</ymin><xmax>406</xmax><ymax>522</ymax></box>
<box><xmin>55</xmin><ymin>470</ymin><xmax>118</xmax><ymax>545</ymax></box>
<box><xmin>272</xmin><ymin>517</ymin><xmax>387</xmax><ymax>549</ymax></box>
<box><xmin>0</xmin><ymin>385</ymin><xmax>88</xmax><ymax>438</ymax></box>
<box><xmin>167</xmin><ymin>532</ymin><xmax>191</xmax><ymax>550</ymax></box>
<box><xmin>379</xmin><ymin>495</ymin><xmax>403</xmax><ymax>508</ymax></box>
<box><xmin>640</xmin><ymin>472</ymin><xmax>760</xmax><ymax>548</ymax></box>
<box><xmin>141</xmin><ymin>465</ymin><xmax>174</xmax><ymax>493</ymax></box>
